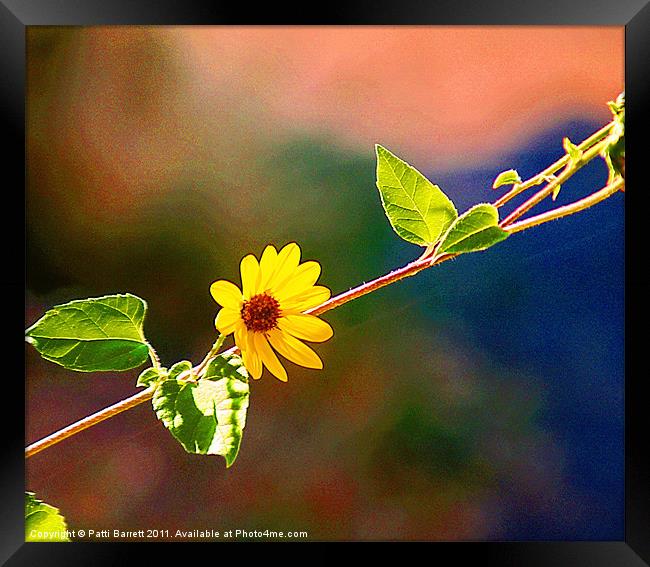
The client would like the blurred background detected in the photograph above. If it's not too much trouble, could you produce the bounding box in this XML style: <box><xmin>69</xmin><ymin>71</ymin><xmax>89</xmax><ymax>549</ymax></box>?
<box><xmin>25</xmin><ymin>27</ymin><xmax>624</xmax><ymax>541</ymax></box>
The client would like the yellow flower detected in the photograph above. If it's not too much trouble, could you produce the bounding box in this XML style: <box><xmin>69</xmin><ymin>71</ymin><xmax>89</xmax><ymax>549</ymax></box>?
<box><xmin>210</xmin><ymin>242</ymin><xmax>333</xmax><ymax>382</ymax></box>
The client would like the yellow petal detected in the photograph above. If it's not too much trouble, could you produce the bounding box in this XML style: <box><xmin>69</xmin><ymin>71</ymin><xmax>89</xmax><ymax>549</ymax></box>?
<box><xmin>240</xmin><ymin>330</ymin><xmax>262</xmax><ymax>379</ymax></box>
<box><xmin>241</xmin><ymin>348</ymin><xmax>262</xmax><ymax>380</ymax></box>
<box><xmin>254</xmin><ymin>333</ymin><xmax>287</xmax><ymax>382</ymax></box>
<box><xmin>268</xmin><ymin>329</ymin><xmax>323</xmax><ymax>370</ymax></box>
<box><xmin>278</xmin><ymin>314</ymin><xmax>333</xmax><ymax>343</ymax></box>
<box><xmin>256</xmin><ymin>245</ymin><xmax>278</xmax><ymax>292</ymax></box>
<box><xmin>234</xmin><ymin>324</ymin><xmax>247</xmax><ymax>353</ymax></box>
<box><xmin>274</xmin><ymin>261</ymin><xmax>321</xmax><ymax>301</ymax></box>
<box><xmin>281</xmin><ymin>286</ymin><xmax>331</xmax><ymax>313</ymax></box>
<box><xmin>267</xmin><ymin>242</ymin><xmax>301</xmax><ymax>291</ymax></box>
<box><xmin>240</xmin><ymin>254</ymin><xmax>260</xmax><ymax>299</ymax></box>
<box><xmin>215</xmin><ymin>308</ymin><xmax>241</xmax><ymax>335</ymax></box>
<box><xmin>210</xmin><ymin>280</ymin><xmax>243</xmax><ymax>309</ymax></box>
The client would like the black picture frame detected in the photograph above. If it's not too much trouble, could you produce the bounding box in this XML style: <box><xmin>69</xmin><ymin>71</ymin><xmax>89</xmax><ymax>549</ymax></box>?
<box><xmin>5</xmin><ymin>1</ymin><xmax>648</xmax><ymax>563</ymax></box>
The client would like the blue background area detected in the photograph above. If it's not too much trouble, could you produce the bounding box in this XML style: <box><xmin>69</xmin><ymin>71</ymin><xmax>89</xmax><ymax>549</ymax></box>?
<box><xmin>410</xmin><ymin>119</ymin><xmax>624</xmax><ymax>538</ymax></box>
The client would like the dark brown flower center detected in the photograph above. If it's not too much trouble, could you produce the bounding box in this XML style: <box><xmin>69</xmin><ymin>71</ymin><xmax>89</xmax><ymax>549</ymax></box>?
<box><xmin>240</xmin><ymin>293</ymin><xmax>280</xmax><ymax>332</ymax></box>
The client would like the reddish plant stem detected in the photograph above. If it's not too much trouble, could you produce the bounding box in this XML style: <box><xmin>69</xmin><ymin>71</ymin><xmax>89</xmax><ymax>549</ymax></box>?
<box><xmin>504</xmin><ymin>177</ymin><xmax>623</xmax><ymax>234</ymax></box>
<box><xmin>499</xmin><ymin>138</ymin><xmax>609</xmax><ymax>228</ymax></box>
<box><xmin>493</xmin><ymin>121</ymin><xmax>613</xmax><ymax>209</ymax></box>
<box><xmin>307</xmin><ymin>254</ymin><xmax>454</xmax><ymax>316</ymax></box>
<box><xmin>25</xmin><ymin>388</ymin><xmax>155</xmax><ymax>458</ymax></box>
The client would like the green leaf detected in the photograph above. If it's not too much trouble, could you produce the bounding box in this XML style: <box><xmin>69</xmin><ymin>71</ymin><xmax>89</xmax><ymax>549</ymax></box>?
<box><xmin>492</xmin><ymin>169</ymin><xmax>522</xmax><ymax>189</ymax></box>
<box><xmin>437</xmin><ymin>203</ymin><xmax>509</xmax><ymax>255</ymax></box>
<box><xmin>168</xmin><ymin>360</ymin><xmax>193</xmax><ymax>380</ymax></box>
<box><xmin>375</xmin><ymin>144</ymin><xmax>457</xmax><ymax>246</ymax></box>
<box><xmin>563</xmin><ymin>137</ymin><xmax>582</xmax><ymax>162</ymax></box>
<box><xmin>25</xmin><ymin>294</ymin><xmax>151</xmax><ymax>372</ymax></box>
<box><xmin>138</xmin><ymin>361</ymin><xmax>192</xmax><ymax>391</ymax></box>
<box><xmin>603</xmin><ymin>92</ymin><xmax>625</xmax><ymax>184</ymax></box>
<box><xmin>607</xmin><ymin>91</ymin><xmax>625</xmax><ymax>118</ymax></box>
<box><xmin>152</xmin><ymin>354</ymin><xmax>249</xmax><ymax>467</ymax></box>
<box><xmin>25</xmin><ymin>492</ymin><xmax>70</xmax><ymax>542</ymax></box>
<box><xmin>203</xmin><ymin>354</ymin><xmax>249</xmax><ymax>383</ymax></box>
<box><xmin>137</xmin><ymin>367</ymin><xmax>167</xmax><ymax>388</ymax></box>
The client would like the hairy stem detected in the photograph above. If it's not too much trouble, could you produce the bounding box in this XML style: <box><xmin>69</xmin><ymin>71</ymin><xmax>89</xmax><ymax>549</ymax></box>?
<box><xmin>493</xmin><ymin>121</ymin><xmax>613</xmax><ymax>209</ymax></box>
<box><xmin>504</xmin><ymin>177</ymin><xmax>623</xmax><ymax>234</ymax></box>
<box><xmin>308</xmin><ymin>253</ymin><xmax>455</xmax><ymax>316</ymax></box>
<box><xmin>500</xmin><ymin>138</ymin><xmax>609</xmax><ymax>227</ymax></box>
<box><xmin>25</xmin><ymin>387</ymin><xmax>155</xmax><ymax>458</ymax></box>
<box><xmin>146</xmin><ymin>341</ymin><xmax>161</xmax><ymax>369</ymax></box>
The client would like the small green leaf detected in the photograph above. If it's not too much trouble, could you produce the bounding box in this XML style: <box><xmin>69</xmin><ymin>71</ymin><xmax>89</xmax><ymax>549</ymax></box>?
<box><xmin>603</xmin><ymin>92</ymin><xmax>625</xmax><ymax>184</ymax></box>
<box><xmin>137</xmin><ymin>367</ymin><xmax>167</xmax><ymax>388</ymax></box>
<box><xmin>138</xmin><ymin>361</ymin><xmax>192</xmax><ymax>390</ymax></box>
<box><xmin>25</xmin><ymin>294</ymin><xmax>150</xmax><ymax>372</ymax></box>
<box><xmin>563</xmin><ymin>137</ymin><xmax>582</xmax><ymax>162</ymax></box>
<box><xmin>437</xmin><ymin>203</ymin><xmax>509</xmax><ymax>255</ymax></box>
<box><xmin>152</xmin><ymin>354</ymin><xmax>249</xmax><ymax>467</ymax></box>
<box><xmin>375</xmin><ymin>144</ymin><xmax>457</xmax><ymax>246</ymax></box>
<box><xmin>25</xmin><ymin>492</ymin><xmax>70</xmax><ymax>542</ymax></box>
<box><xmin>203</xmin><ymin>354</ymin><xmax>249</xmax><ymax>383</ymax></box>
<box><xmin>168</xmin><ymin>360</ymin><xmax>193</xmax><ymax>380</ymax></box>
<box><xmin>607</xmin><ymin>91</ymin><xmax>625</xmax><ymax>118</ymax></box>
<box><xmin>492</xmin><ymin>169</ymin><xmax>522</xmax><ymax>189</ymax></box>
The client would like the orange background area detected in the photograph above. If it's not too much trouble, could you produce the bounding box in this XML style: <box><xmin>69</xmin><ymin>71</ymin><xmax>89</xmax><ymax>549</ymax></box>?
<box><xmin>179</xmin><ymin>26</ymin><xmax>624</xmax><ymax>165</ymax></box>
<box><xmin>29</xmin><ymin>26</ymin><xmax>623</xmax><ymax>223</ymax></box>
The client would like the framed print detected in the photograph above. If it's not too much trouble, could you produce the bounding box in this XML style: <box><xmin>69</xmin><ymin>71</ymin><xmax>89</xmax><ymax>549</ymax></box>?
<box><xmin>4</xmin><ymin>0</ymin><xmax>648</xmax><ymax>563</ymax></box>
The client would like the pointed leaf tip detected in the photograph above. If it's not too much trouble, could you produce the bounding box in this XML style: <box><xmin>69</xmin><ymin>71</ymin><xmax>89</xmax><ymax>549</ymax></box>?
<box><xmin>492</xmin><ymin>169</ymin><xmax>522</xmax><ymax>189</ymax></box>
